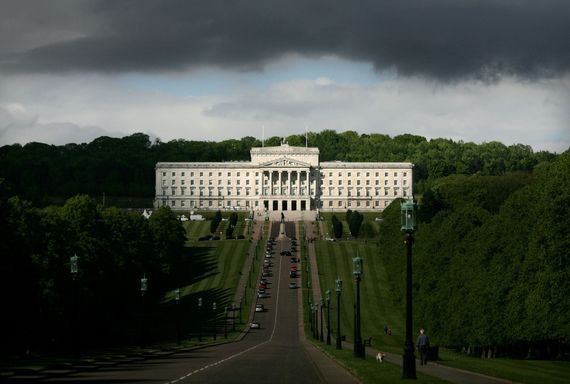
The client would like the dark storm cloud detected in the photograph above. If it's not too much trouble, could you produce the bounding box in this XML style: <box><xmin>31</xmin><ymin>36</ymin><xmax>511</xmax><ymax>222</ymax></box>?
<box><xmin>1</xmin><ymin>0</ymin><xmax>569</xmax><ymax>81</ymax></box>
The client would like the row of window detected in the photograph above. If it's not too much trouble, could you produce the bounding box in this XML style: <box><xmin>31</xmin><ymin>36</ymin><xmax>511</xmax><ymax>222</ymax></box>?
<box><xmin>162</xmin><ymin>170</ymin><xmax>408</xmax><ymax>179</ymax></box>
<box><xmin>164</xmin><ymin>187</ymin><xmax>313</xmax><ymax>197</ymax></box>
<box><xmin>163</xmin><ymin>198</ymin><xmax>391</xmax><ymax>209</ymax></box>
<box><xmin>324</xmin><ymin>171</ymin><xmax>407</xmax><ymax>178</ymax></box>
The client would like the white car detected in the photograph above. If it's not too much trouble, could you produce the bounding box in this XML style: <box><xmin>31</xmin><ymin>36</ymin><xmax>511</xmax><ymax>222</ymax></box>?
<box><xmin>250</xmin><ymin>321</ymin><xmax>260</xmax><ymax>329</ymax></box>
<box><xmin>255</xmin><ymin>304</ymin><xmax>264</xmax><ymax>312</ymax></box>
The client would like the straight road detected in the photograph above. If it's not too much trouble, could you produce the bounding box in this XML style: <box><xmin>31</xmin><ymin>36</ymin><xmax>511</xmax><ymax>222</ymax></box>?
<box><xmin>38</xmin><ymin>222</ymin><xmax>356</xmax><ymax>384</ymax></box>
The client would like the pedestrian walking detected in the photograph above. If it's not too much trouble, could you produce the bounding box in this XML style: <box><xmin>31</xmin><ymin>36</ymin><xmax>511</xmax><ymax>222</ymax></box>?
<box><xmin>416</xmin><ymin>328</ymin><xmax>430</xmax><ymax>365</ymax></box>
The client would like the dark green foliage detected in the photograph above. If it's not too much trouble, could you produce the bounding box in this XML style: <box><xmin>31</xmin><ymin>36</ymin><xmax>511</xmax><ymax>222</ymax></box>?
<box><xmin>348</xmin><ymin>210</ymin><xmax>364</xmax><ymax>238</ymax></box>
<box><xmin>229</xmin><ymin>212</ymin><xmax>238</xmax><ymax>227</ymax></box>
<box><xmin>211</xmin><ymin>210</ymin><xmax>222</xmax><ymax>233</ymax></box>
<box><xmin>0</xmin><ymin>193</ymin><xmax>187</xmax><ymax>355</ymax></box>
<box><xmin>378</xmin><ymin>152</ymin><xmax>570</xmax><ymax>358</ymax></box>
<box><xmin>346</xmin><ymin>209</ymin><xmax>353</xmax><ymax>224</ymax></box>
<box><xmin>0</xmin><ymin>131</ymin><xmax>557</xmax><ymax>206</ymax></box>
<box><xmin>332</xmin><ymin>214</ymin><xmax>343</xmax><ymax>238</ymax></box>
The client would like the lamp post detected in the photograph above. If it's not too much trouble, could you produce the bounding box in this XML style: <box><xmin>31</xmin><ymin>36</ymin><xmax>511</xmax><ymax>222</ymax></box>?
<box><xmin>319</xmin><ymin>298</ymin><xmax>324</xmax><ymax>342</ymax></box>
<box><xmin>224</xmin><ymin>306</ymin><xmax>228</xmax><ymax>339</ymax></box>
<box><xmin>198</xmin><ymin>297</ymin><xmax>203</xmax><ymax>342</ymax></box>
<box><xmin>353</xmin><ymin>254</ymin><xmax>365</xmax><ymax>358</ymax></box>
<box><xmin>175</xmin><ymin>288</ymin><xmax>181</xmax><ymax>345</ymax></box>
<box><xmin>401</xmin><ymin>199</ymin><xmax>417</xmax><ymax>379</ymax></box>
<box><xmin>140</xmin><ymin>275</ymin><xmax>148</xmax><ymax>347</ymax></box>
<box><xmin>314</xmin><ymin>304</ymin><xmax>319</xmax><ymax>340</ymax></box>
<box><xmin>70</xmin><ymin>254</ymin><xmax>80</xmax><ymax>356</ymax></box>
<box><xmin>239</xmin><ymin>297</ymin><xmax>243</xmax><ymax>324</ymax></box>
<box><xmin>232</xmin><ymin>303</ymin><xmax>236</xmax><ymax>331</ymax></box>
<box><xmin>335</xmin><ymin>278</ymin><xmax>342</xmax><ymax>350</ymax></box>
<box><xmin>212</xmin><ymin>302</ymin><xmax>217</xmax><ymax>340</ymax></box>
<box><xmin>326</xmin><ymin>289</ymin><xmax>331</xmax><ymax>345</ymax></box>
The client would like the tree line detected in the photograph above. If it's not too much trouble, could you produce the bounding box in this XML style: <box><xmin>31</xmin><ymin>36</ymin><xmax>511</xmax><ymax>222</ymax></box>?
<box><xmin>0</xmin><ymin>192</ymin><xmax>187</xmax><ymax>356</ymax></box>
<box><xmin>0</xmin><ymin>131</ymin><xmax>556</xmax><ymax>206</ymax></box>
<box><xmin>377</xmin><ymin>150</ymin><xmax>570</xmax><ymax>359</ymax></box>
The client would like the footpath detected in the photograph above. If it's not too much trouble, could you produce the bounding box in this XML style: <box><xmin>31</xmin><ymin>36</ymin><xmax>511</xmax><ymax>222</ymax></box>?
<box><xmin>303</xmin><ymin>220</ymin><xmax>516</xmax><ymax>384</ymax></box>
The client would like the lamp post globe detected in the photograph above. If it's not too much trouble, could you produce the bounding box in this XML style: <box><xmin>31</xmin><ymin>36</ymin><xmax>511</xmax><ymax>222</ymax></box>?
<box><xmin>335</xmin><ymin>277</ymin><xmax>342</xmax><ymax>350</ymax></box>
<box><xmin>401</xmin><ymin>199</ymin><xmax>417</xmax><ymax>379</ymax></box>
<box><xmin>353</xmin><ymin>255</ymin><xmax>365</xmax><ymax>358</ymax></box>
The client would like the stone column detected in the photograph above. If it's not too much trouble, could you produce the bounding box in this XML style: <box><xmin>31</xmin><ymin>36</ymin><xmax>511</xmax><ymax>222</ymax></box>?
<box><xmin>297</xmin><ymin>171</ymin><xmax>300</xmax><ymax>196</ymax></box>
<box><xmin>307</xmin><ymin>169</ymin><xmax>311</xmax><ymax>196</ymax></box>
<box><xmin>269</xmin><ymin>171</ymin><xmax>273</xmax><ymax>196</ymax></box>
<box><xmin>287</xmin><ymin>170</ymin><xmax>291</xmax><ymax>196</ymax></box>
<box><xmin>278</xmin><ymin>170</ymin><xmax>282</xmax><ymax>196</ymax></box>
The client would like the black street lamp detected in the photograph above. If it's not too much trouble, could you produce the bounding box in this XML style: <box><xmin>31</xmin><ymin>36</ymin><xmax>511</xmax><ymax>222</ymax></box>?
<box><xmin>70</xmin><ymin>254</ymin><xmax>80</xmax><ymax>356</ymax></box>
<box><xmin>308</xmin><ymin>300</ymin><xmax>313</xmax><ymax>337</ymax></box>
<box><xmin>325</xmin><ymin>289</ymin><xmax>331</xmax><ymax>345</ymax></box>
<box><xmin>224</xmin><ymin>306</ymin><xmax>228</xmax><ymax>339</ymax></box>
<box><xmin>198</xmin><ymin>297</ymin><xmax>203</xmax><ymax>342</ymax></box>
<box><xmin>314</xmin><ymin>304</ymin><xmax>319</xmax><ymax>340</ymax></box>
<box><xmin>140</xmin><ymin>275</ymin><xmax>148</xmax><ymax>348</ymax></box>
<box><xmin>175</xmin><ymin>288</ymin><xmax>181</xmax><ymax>345</ymax></box>
<box><xmin>335</xmin><ymin>278</ymin><xmax>342</xmax><ymax>350</ymax></box>
<box><xmin>212</xmin><ymin>302</ymin><xmax>217</xmax><ymax>341</ymax></box>
<box><xmin>232</xmin><ymin>303</ymin><xmax>236</xmax><ymax>331</ymax></box>
<box><xmin>239</xmin><ymin>297</ymin><xmax>242</xmax><ymax>325</ymax></box>
<box><xmin>401</xmin><ymin>199</ymin><xmax>417</xmax><ymax>379</ymax></box>
<box><xmin>353</xmin><ymin>254</ymin><xmax>365</xmax><ymax>358</ymax></box>
<box><xmin>319</xmin><ymin>298</ymin><xmax>324</xmax><ymax>342</ymax></box>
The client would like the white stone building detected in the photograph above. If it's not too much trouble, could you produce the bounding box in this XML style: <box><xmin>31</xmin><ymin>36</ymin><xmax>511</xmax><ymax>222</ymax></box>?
<box><xmin>154</xmin><ymin>143</ymin><xmax>413</xmax><ymax>213</ymax></box>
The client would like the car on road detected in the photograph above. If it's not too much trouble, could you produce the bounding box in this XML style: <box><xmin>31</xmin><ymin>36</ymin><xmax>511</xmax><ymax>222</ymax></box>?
<box><xmin>289</xmin><ymin>282</ymin><xmax>298</xmax><ymax>289</ymax></box>
<box><xmin>255</xmin><ymin>304</ymin><xmax>265</xmax><ymax>312</ymax></box>
<box><xmin>259</xmin><ymin>283</ymin><xmax>267</xmax><ymax>289</ymax></box>
<box><xmin>250</xmin><ymin>321</ymin><xmax>260</xmax><ymax>329</ymax></box>
<box><xmin>257</xmin><ymin>292</ymin><xmax>269</xmax><ymax>298</ymax></box>
<box><xmin>289</xmin><ymin>271</ymin><xmax>298</xmax><ymax>278</ymax></box>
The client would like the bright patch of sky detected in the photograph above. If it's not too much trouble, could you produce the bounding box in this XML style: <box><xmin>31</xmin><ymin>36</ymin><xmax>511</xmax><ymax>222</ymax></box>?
<box><xmin>121</xmin><ymin>56</ymin><xmax>389</xmax><ymax>97</ymax></box>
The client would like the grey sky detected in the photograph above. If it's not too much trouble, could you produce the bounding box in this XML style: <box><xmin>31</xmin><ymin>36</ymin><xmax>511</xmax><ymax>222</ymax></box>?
<box><xmin>0</xmin><ymin>0</ymin><xmax>568</xmax><ymax>152</ymax></box>
<box><xmin>2</xmin><ymin>0</ymin><xmax>569</xmax><ymax>80</ymax></box>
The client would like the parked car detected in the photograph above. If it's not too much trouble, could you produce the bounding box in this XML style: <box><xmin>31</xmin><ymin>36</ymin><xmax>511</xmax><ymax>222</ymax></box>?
<box><xmin>250</xmin><ymin>321</ymin><xmax>261</xmax><ymax>329</ymax></box>
<box><xmin>255</xmin><ymin>304</ymin><xmax>264</xmax><ymax>312</ymax></box>
<box><xmin>289</xmin><ymin>282</ymin><xmax>298</xmax><ymax>289</ymax></box>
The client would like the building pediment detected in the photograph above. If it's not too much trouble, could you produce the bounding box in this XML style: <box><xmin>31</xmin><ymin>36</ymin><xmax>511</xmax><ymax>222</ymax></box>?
<box><xmin>260</xmin><ymin>157</ymin><xmax>311</xmax><ymax>168</ymax></box>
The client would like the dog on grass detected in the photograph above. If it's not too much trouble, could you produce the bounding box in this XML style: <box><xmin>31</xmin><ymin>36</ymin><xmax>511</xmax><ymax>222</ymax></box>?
<box><xmin>376</xmin><ymin>352</ymin><xmax>386</xmax><ymax>363</ymax></box>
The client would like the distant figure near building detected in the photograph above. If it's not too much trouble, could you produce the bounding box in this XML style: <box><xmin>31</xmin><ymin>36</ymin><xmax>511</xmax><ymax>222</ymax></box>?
<box><xmin>281</xmin><ymin>212</ymin><xmax>285</xmax><ymax>222</ymax></box>
<box><xmin>416</xmin><ymin>328</ymin><xmax>430</xmax><ymax>365</ymax></box>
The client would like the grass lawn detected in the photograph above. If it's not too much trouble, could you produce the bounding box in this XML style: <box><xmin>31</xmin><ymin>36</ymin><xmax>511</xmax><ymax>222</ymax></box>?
<box><xmin>438</xmin><ymin>349</ymin><xmax>570</xmax><ymax>384</ymax></box>
<box><xmin>157</xmin><ymin>240</ymin><xmax>250</xmax><ymax>341</ymax></box>
<box><xmin>315</xmin><ymin>237</ymin><xmax>570</xmax><ymax>384</ymax></box>
<box><xmin>314</xmin><ymin>342</ymin><xmax>448</xmax><ymax>384</ymax></box>
<box><xmin>316</xmin><ymin>239</ymin><xmax>405</xmax><ymax>354</ymax></box>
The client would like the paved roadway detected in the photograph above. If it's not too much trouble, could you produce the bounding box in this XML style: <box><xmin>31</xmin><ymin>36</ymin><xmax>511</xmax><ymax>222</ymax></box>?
<box><xmin>39</xmin><ymin>222</ymin><xmax>356</xmax><ymax>384</ymax></box>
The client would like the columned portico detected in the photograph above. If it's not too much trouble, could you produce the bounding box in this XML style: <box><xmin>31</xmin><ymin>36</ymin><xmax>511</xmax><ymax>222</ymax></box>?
<box><xmin>259</xmin><ymin>166</ymin><xmax>312</xmax><ymax>211</ymax></box>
